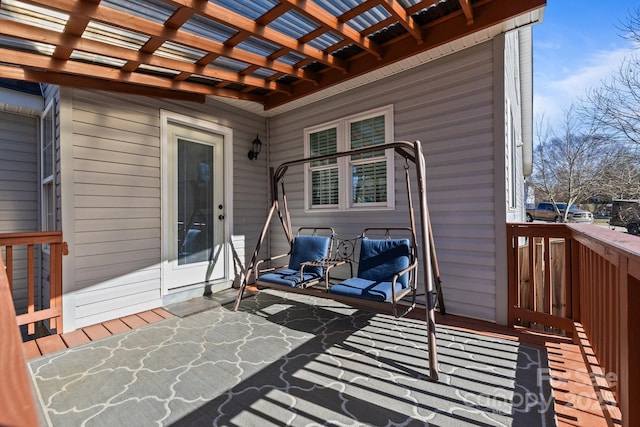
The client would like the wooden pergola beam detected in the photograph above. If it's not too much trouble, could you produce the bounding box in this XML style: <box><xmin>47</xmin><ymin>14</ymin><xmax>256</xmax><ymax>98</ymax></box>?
<box><xmin>458</xmin><ymin>0</ymin><xmax>475</xmax><ymax>25</ymax></box>
<box><xmin>378</xmin><ymin>0</ymin><xmax>423</xmax><ymax>42</ymax></box>
<box><xmin>23</xmin><ymin>0</ymin><xmax>320</xmax><ymax>83</ymax></box>
<box><xmin>0</xmin><ymin>48</ymin><xmax>265</xmax><ymax>102</ymax></box>
<box><xmin>0</xmin><ymin>18</ymin><xmax>292</xmax><ymax>94</ymax></box>
<box><xmin>165</xmin><ymin>0</ymin><xmax>350</xmax><ymax>72</ymax></box>
<box><xmin>265</xmin><ymin>0</ymin><xmax>546</xmax><ymax>109</ymax></box>
<box><xmin>0</xmin><ymin>64</ymin><xmax>206</xmax><ymax>102</ymax></box>
<box><xmin>280</xmin><ymin>0</ymin><xmax>384</xmax><ymax>60</ymax></box>
<box><xmin>1</xmin><ymin>0</ymin><xmax>545</xmax><ymax>106</ymax></box>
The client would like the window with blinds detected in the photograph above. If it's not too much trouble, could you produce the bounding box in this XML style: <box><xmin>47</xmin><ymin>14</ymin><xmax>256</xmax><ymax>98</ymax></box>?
<box><xmin>349</xmin><ymin>114</ymin><xmax>387</xmax><ymax>205</ymax></box>
<box><xmin>309</xmin><ymin>127</ymin><xmax>338</xmax><ymax>206</ymax></box>
<box><xmin>305</xmin><ymin>105</ymin><xmax>394</xmax><ymax>211</ymax></box>
<box><xmin>350</xmin><ymin>115</ymin><xmax>385</xmax><ymax>159</ymax></box>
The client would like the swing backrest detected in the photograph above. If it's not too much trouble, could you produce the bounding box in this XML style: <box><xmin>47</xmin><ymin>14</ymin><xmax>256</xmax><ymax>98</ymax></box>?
<box><xmin>357</xmin><ymin>238</ymin><xmax>411</xmax><ymax>287</ymax></box>
<box><xmin>288</xmin><ymin>235</ymin><xmax>331</xmax><ymax>276</ymax></box>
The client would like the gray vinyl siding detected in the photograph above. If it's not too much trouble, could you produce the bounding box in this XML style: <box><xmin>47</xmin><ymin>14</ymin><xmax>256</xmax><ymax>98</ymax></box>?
<box><xmin>269</xmin><ymin>40</ymin><xmax>500</xmax><ymax>322</ymax></box>
<box><xmin>0</xmin><ymin>111</ymin><xmax>38</xmax><ymax>314</ymax></box>
<box><xmin>64</xmin><ymin>90</ymin><xmax>266</xmax><ymax>328</ymax></box>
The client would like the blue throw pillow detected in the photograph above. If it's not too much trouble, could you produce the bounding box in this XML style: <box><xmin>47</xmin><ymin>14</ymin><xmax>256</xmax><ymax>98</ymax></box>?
<box><xmin>288</xmin><ymin>235</ymin><xmax>330</xmax><ymax>276</ymax></box>
<box><xmin>357</xmin><ymin>238</ymin><xmax>411</xmax><ymax>287</ymax></box>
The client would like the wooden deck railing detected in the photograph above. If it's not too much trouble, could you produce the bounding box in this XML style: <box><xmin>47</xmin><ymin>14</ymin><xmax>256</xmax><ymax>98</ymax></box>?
<box><xmin>507</xmin><ymin>223</ymin><xmax>640</xmax><ymax>426</ymax></box>
<box><xmin>0</xmin><ymin>248</ymin><xmax>40</xmax><ymax>426</ymax></box>
<box><xmin>0</xmin><ymin>231</ymin><xmax>67</xmax><ymax>335</ymax></box>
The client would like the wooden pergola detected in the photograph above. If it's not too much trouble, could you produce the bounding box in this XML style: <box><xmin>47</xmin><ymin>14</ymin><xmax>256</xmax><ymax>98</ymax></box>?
<box><xmin>0</xmin><ymin>0</ymin><xmax>545</xmax><ymax>110</ymax></box>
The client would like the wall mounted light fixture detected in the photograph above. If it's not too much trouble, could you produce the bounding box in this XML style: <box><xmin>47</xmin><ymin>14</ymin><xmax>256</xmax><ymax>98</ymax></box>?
<box><xmin>247</xmin><ymin>134</ymin><xmax>262</xmax><ymax>160</ymax></box>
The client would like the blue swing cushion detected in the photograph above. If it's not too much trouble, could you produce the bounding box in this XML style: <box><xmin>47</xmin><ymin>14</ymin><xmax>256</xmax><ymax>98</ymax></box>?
<box><xmin>257</xmin><ymin>235</ymin><xmax>330</xmax><ymax>287</ymax></box>
<box><xmin>329</xmin><ymin>238</ymin><xmax>411</xmax><ymax>302</ymax></box>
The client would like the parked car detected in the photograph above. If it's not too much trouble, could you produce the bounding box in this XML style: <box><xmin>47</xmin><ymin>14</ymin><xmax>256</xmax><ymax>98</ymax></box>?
<box><xmin>609</xmin><ymin>199</ymin><xmax>640</xmax><ymax>235</ymax></box>
<box><xmin>526</xmin><ymin>202</ymin><xmax>594</xmax><ymax>223</ymax></box>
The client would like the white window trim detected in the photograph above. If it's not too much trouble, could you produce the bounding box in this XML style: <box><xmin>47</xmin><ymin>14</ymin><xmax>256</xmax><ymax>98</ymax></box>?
<box><xmin>40</xmin><ymin>99</ymin><xmax>56</xmax><ymax>253</ymax></box>
<box><xmin>304</xmin><ymin>105</ymin><xmax>395</xmax><ymax>212</ymax></box>
<box><xmin>506</xmin><ymin>100</ymin><xmax>517</xmax><ymax>210</ymax></box>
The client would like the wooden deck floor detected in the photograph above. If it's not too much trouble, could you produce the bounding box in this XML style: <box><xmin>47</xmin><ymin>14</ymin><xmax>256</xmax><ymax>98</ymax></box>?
<box><xmin>422</xmin><ymin>312</ymin><xmax>619</xmax><ymax>427</ymax></box>
<box><xmin>23</xmin><ymin>306</ymin><xmax>617</xmax><ymax>427</ymax></box>
<box><xmin>22</xmin><ymin>308</ymin><xmax>174</xmax><ymax>360</ymax></box>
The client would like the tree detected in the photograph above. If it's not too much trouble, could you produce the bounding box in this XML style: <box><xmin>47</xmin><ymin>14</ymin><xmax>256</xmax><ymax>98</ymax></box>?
<box><xmin>581</xmin><ymin>8</ymin><xmax>640</xmax><ymax>144</ymax></box>
<box><xmin>582</xmin><ymin>58</ymin><xmax>640</xmax><ymax>145</ymax></box>
<box><xmin>592</xmin><ymin>144</ymin><xmax>640</xmax><ymax>200</ymax></box>
<box><xmin>529</xmin><ymin>107</ymin><xmax>624</xmax><ymax>220</ymax></box>
<box><xmin>532</xmin><ymin>8</ymin><xmax>640</xmax><ymax>212</ymax></box>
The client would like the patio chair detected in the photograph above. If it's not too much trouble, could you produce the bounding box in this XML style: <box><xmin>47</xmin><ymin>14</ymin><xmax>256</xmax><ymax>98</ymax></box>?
<box><xmin>254</xmin><ymin>228</ymin><xmax>333</xmax><ymax>288</ymax></box>
<box><xmin>328</xmin><ymin>230</ymin><xmax>417</xmax><ymax>318</ymax></box>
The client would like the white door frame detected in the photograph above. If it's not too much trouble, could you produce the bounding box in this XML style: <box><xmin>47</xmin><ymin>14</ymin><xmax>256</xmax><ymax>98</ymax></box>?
<box><xmin>160</xmin><ymin>110</ymin><xmax>233</xmax><ymax>297</ymax></box>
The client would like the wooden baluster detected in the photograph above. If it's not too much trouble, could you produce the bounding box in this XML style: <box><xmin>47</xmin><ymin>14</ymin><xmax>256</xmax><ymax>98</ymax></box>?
<box><xmin>27</xmin><ymin>244</ymin><xmax>34</xmax><ymax>335</ymax></box>
<box><xmin>5</xmin><ymin>245</ymin><xmax>12</xmax><ymax>294</ymax></box>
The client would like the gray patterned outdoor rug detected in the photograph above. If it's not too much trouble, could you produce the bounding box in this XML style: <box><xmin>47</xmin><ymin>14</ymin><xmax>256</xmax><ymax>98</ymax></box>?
<box><xmin>29</xmin><ymin>290</ymin><xmax>556</xmax><ymax>426</ymax></box>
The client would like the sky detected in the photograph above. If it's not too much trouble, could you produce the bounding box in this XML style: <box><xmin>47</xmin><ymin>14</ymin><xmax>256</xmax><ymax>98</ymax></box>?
<box><xmin>533</xmin><ymin>1</ymin><xmax>640</xmax><ymax>130</ymax></box>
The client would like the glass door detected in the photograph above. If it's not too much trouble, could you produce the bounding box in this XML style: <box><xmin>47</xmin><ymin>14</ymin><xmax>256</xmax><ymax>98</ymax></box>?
<box><xmin>165</xmin><ymin>122</ymin><xmax>226</xmax><ymax>291</ymax></box>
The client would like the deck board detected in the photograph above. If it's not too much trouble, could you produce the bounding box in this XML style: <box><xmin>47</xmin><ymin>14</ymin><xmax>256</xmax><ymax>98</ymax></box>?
<box><xmin>22</xmin><ymin>340</ymin><xmax>40</xmax><ymax>360</ymax></box>
<box><xmin>426</xmin><ymin>311</ymin><xmax>615</xmax><ymax>427</ymax></box>
<box><xmin>102</xmin><ymin>318</ymin><xmax>132</xmax><ymax>334</ymax></box>
<box><xmin>137</xmin><ymin>310</ymin><xmax>164</xmax><ymax>324</ymax></box>
<box><xmin>60</xmin><ymin>330</ymin><xmax>90</xmax><ymax>348</ymax></box>
<box><xmin>120</xmin><ymin>314</ymin><xmax>148</xmax><ymax>329</ymax></box>
<box><xmin>82</xmin><ymin>323</ymin><xmax>112</xmax><ymax>341</ymax></box>
<box><xmin>35</xmin><ymin>335</ymin><xmax>66</xmax><ymax>356</ymax></box>
<box><xmin>21</xmin><ymin>303</ymin><xmax>615</xmax><ymax>426</ymax></box>
<box><xmin>152</xmin><ymin>308</ymin><xmax>174</xmax><ymax>319</ymax></box>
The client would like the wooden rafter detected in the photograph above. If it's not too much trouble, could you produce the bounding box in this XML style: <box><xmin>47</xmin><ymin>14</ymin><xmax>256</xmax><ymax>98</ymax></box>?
<box><xmin>337</xmin><ymin>1</ymin><xmax>372</xmax><ymax>23</ymax></box>
<box><xmin>53</xmin><ymin>15</ymin><xmax>91</xmax><ymax>60</ymax></box>
<box><xmin>264</xmin><ymin>0</ymin><xmax>547</xmax><ymax>109</ymax></box>
<box><xmin>360</xmin><ymin>17</ymin><xmax>397</xmax><ymax>39</ymax></box>
<box><xmin>23</xmin><ymin>0</ymin><xmax>320</xmax><ymax>83</ymax></box>
<box><xmin>406</xmin><ymin>0</ymin><xmax>443</xmax><ymax>16</ymax></box>
<box><xmin>0</xmin><ymin>47</ymin><xmax>265</xmax><ymax>101</ymax></box>
<box><xmin>0</xmin><ymin>63</ymin><xmax>206</xmax><ymax>102</ymax></box>
<box><xmin>280</xmin><ymin>0</ymin><xmax>384</xmax><ymax>59</ymax></box>
<box><xmin>256</xmin><ymin>2</ymin><xmax>290</xmax><ymax>26</ymax></box>
<box><xmin>0</xmin><ymin>0</ymin><xmax>546</xmax><ymax>108</ymax></box>
<box><xmin>377</xmin><ymin>0</ymin><xmax>423</xmax><ymax>43</ymax></box>
<box><xmin>165</xmin><ymin>0</ymin><xmax>349</xmax><ymax>72</ymax></box>
<box><xmin>120</xmin><ymin>6</ymin><xmax>196</xmax><ymax>73</ymax></box>
<box><xmin>458</xmin><ymin>0</ymin><xmax>475</xmax><ymax>25</ymax></box>
<box><xmin>0</xmin><ymin>18</ymin><xmax>291</xmax><ymax>94</ymax></box>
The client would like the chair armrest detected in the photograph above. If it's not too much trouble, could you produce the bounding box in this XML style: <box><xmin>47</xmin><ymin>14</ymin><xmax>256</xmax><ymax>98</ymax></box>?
<box><xmin>253</xmin><ymin>252</ymin><xmax>290</xmax><ymax>277</ymax></box>
<box><xmin>390</xmin><ymin>260</ymin><xmax>419</xmax><ymax>302</ymax></box>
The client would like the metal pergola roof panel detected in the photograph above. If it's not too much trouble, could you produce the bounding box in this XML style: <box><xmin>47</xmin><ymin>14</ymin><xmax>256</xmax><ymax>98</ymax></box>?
<box><xmin>0</xmin><ymin>0</ymin><xmax>546</xmax><ymax>110</ymax></box>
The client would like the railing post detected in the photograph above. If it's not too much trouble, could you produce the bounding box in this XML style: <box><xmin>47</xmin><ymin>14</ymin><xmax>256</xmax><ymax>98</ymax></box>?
<box><xmin>50</xmin><ymin>239</ymin><xmax>64</xmax><ymax>330</ymax></box>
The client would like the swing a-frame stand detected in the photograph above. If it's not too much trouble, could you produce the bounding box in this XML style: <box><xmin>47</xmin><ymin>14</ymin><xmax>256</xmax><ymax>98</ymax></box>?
<box><xmin>233</xmin><ymin>140</ymin><xmax>442</xmax><ymax>381</ymax></box>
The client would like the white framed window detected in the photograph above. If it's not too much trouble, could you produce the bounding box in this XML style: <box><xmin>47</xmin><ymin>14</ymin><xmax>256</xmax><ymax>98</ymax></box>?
<box><xmin>41</xmin><ymin>101</ymin><xmax>55</xmax><ymax>235</ymax></box>
<box><xmin>304</xmin><ymin>105</ymin><xmax>395</xmax><ymax>211</ymax></box>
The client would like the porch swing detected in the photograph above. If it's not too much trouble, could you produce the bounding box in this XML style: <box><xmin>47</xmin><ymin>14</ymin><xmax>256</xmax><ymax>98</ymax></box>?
<box><xmin>233</xmin><ymin>140</ymin><xmax>443</xmax><ymax>380</ymax></box>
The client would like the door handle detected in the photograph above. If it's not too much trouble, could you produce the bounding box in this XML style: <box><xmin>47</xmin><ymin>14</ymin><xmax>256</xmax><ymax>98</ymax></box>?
<box><xmin>218</xmin><ymin>215</ymin><xmax>225</xmax><ymax>220</ymax></box>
